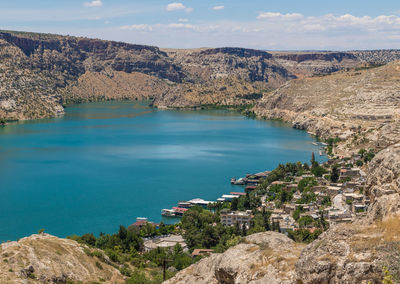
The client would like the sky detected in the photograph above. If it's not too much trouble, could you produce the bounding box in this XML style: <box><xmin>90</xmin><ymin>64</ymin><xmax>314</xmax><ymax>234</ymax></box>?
<box><xmin>0</xmin><ymin>0</ymin><xmax>399</xmax><ymax>50</ymax></box>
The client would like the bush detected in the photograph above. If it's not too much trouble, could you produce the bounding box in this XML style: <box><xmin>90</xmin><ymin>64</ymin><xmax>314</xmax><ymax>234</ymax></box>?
<box><xmin>119</xmin><ymin>265</ymin><xmax>133</xmax><ymax>277</ymax></box>
<box><xmin>126</xmin><ymin>270</ymin><xmax>152</xmax><ymax>284</ymax></box>
<box><xmin>95</xmin><ymin>261</ymin><xmax>103</xmax><ymax>270</ymax></box>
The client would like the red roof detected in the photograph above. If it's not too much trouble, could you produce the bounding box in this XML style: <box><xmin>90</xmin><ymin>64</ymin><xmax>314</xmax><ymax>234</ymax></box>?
<box><xmin>230</xmin><ymin>192</ymin><xmax>246</xmax><ymax>196</ymax></box>
<box><xmin>130</xmin><ymin>220</ymin><xmax>148</xmax><ymax>227</ymax></box>
<box><xmin>173</xmin><ymin>207</ymin><xmax>188</xmax><ymax>212</ymax></box>
<box><xmin>245</xmin><ymin>186</ymin><xmax>257</xmax><ymax>190</ymax></box>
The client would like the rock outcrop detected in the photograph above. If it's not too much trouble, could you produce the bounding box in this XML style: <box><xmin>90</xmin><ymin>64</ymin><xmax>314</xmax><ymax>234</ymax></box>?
<box><xmin>0</xmin><ymin>30</ymin><xmax>187</xmax><ymax>120</ymax></box>
<box><xmin>165</xmin><ymin>231</ymin><xmax>304</xmax><ymax>284</ymax></box>
<box><xmin>0</xmin><ymin>233</ymin><xmax>124</xmax><ymax>283</ymax></box>
<box><xmin>254</xmin><ymin>60</ymin><xmax>400</xmax><ymax>155</ymax></box>
<box><xmin>2</xmin><ymin>30</ymin><xmax>400</xmax><ymax>121</ymax></box>
<box><xmin>295</xmin><ymin>217</ymin><xmax>400</xmax><ymax>284</ymax></box>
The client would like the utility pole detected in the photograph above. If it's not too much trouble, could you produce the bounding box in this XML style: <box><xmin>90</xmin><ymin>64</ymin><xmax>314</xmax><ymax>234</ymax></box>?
<box><xmin>162</xmin><ymin>257</ymin><xmax>172</xmax><ymax>281</ymax></box>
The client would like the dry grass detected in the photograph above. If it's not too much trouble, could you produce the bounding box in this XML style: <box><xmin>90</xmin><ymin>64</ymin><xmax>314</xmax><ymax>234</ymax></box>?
<box><xmin>377</xmin><ymin>217</ymin><xmax>400</xmax><ymax>242</ymax></box>
<box><xmin>246</xmin><ymin>246</ymin><xmax>260</xmax><ymax>253</ymax></box>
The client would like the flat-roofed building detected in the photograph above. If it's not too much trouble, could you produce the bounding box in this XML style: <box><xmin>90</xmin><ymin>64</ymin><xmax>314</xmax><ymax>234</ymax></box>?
<box><xmin>143</xmin><ymin>234</ymin><xmax>188</xmax><ymax>252</ymax></box>
<box><xmin>220</xmin><ymin>209</ymin><xmax>253</xmax><ymax>228</ymax></box>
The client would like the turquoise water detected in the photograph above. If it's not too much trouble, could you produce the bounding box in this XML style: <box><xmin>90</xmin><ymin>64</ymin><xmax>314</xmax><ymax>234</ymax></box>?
<box><xmin>0</xmin><ymin>101</ymin><xmax>324</xmax><ymax>242</ymax></box>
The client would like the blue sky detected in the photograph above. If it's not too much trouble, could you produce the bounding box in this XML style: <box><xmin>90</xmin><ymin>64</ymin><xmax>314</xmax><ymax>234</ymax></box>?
<box><xmin>0</xmin><ymin>0</ymin><xmax>399</xmax><ymax>50</ymax></box>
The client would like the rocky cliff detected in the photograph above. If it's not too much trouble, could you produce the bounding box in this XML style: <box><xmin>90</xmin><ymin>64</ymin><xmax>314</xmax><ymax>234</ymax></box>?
<box><xmin>165</xmin><ymin>231</ymin><xmax>304</xmax><ymax>284</ymax></box>
<box><xmin>0</xmin><ymin>30</ymin><xmax>185</xmax><ymax>120</ymax></box>
<box><xmin>2</xmin><ymin>30</ymin><xmax>400</xmax><ymax>120</ymax></box>
<box><xmin>0</xmin><ymin>233</ymin><xmax>124</xmax><ymax>283</ymax></box>
<box><xmin>0</xmin><ymin>31</ymin><xmax>296</xmax><ymax>120</ymax></box>
<box><xmin>254</xmin><ymin>60</ymin><xmax>400</xmax><ymax>156</ymax></box>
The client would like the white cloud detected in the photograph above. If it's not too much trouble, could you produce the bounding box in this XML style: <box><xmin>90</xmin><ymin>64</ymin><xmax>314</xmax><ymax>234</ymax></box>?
<box><xmin>167</xmin><ymin>23</ymin><xmax>195</xmax><ymax>29</ymax></box>
<box><xmin>39</xmin><ymin>10</ymin><xmax>400</xmax><ymax>50</ymax></box>
<box><xmin>166</xmin><ymin>3</ymin><xmax>185</xmax><ymax>11</ymax></box>
<box><xmin>212</xmin><ymin>5</ymin><xmax>224</xmax><ymax>11</ymax></box>
<box><xmin>120</xmin><ymin>24</ymin><xmax>153</xmax><ymax>31</ymax></box>
<box><xmin>83</xmin><ymin>0</ymin><xmax>103</xmax><ymax>7</ymax></box>
<box><xmin>166</xmin><ymin>3</ymin><xmax>193</xmax><ymax>13</ymax></box>
<box><xmin>257</xmin><ymin>12</ymin><xmax>303</xmax><ymax>20</ymax></box>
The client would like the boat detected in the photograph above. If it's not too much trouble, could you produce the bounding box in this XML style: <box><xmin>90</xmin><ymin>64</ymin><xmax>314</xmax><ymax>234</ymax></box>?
<box><xmin>172</xmin><ymin>207</ymin><xmax>188</xmax><ymax>217</ymax></box>
<box><xmin>230</xmin><ymin>178</ymin><xmax>236</xmax><ymax>184</ymax></box>
<box><xmin>234</xmin><ymin>178</ymin><xmax>245</xmax><ymax>185</ymax></box>
<box><xmin>312</xmin><ymin>142</ymin><xmax>318</xmax><ymax>146</ymax></box>
<box><xmin>161</xmin><ymin>209</ymin><xmax>176</xmax><ymax>217</ymax></box>
<box><xmin>177</xmin><ymin>201</ymin><xmax>192</xmax><ymax>208</ymax></box>
<box><xmin>136</xmin><ymin>217</ymin><xmax>148</xmax><ymax>221</ymax></box>
<box><xmin>188</xmin><ymin>198</ymin><xmax>212</xmax><ymax>208</ymax></box>
<box><xmin>319</xmin><ymin>150</ymin><xmax>323</xmax><ymax>156</ymax></box>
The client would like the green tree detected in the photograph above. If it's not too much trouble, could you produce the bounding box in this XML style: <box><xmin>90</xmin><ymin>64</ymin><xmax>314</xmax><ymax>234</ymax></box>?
<box><xmin>126</xmin><ymin>270</ymin><xmax>151</xmax><ymax>284</ymax></box>
<box><xmin>330</xmin><ymin>165</ymin><xmax>339</xmax><ymax>183</ymax></box>
<box><xmin>231</xmin><ymin>197</ymin><xmax>238</xmax><ymax>211</ymax></box>
<box><xmin>311</xmin><ymin>152</ymin><xmax>316</xmax><ymax>166</ymax></box>
<box><xmin>311</xmin><ymin>165</ymin><xmax>327</xmax><ymax>177</ymax></box>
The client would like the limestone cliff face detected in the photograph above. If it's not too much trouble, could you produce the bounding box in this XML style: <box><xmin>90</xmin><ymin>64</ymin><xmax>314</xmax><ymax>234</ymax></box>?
<box><xmin>271</xmin><ymin>51</ymin><xmax>360</xmax><ymax>78</ymax></box>
<box><xmin>165</xmin><ymin>231</ymin><xmax>304</xmax><ymax>284</ymax></box>
<box><xmin>295</xmin><ymin>217</ymin><xmax>400</xmax><ymax>284</ymax></box>
<box><xmin>0</xmin><ymin>30</ymin><xmax>185</xmax><ymax>120</ymax></box>
<box><xmin>1</xmin><ymin>30</ymin><xmax>400</xmax><ymax>120</ymax></box>
<box><xmin>254</xmin><ymin>61</ymin><xmax>400</xmax><ymax>155</ymax></box>
<box><xmin>0</xmin><ymin>233</ymin><xmax>124</xmax><ymax>283</ymax></box>
<box><xmin>365</xmin><ymin>144</ymin><xmax>400</xmax><ymax>222</ymax></box>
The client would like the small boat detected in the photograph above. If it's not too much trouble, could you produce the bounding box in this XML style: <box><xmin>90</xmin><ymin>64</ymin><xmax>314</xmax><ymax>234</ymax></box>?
<box><xmin>230</xmin><ymin>178</ymin><xmax>236</xmax><ymax>184</ymax></box>
<box><xmin>161</xmin><ymin>209</ymin><xmax>176</xmax><ymax>217</ymax></box>
<box><xmin>312</xmin><ymin>142</ymin><xmax>318</xmax><ymax>146</ymax></box>
<box><xmin>319</xmin><ymin>150</ymin><xmax>323</xmax><ymax>156</ymax></box>
<box><xmin>234</xmin><ymin>178</ymin><xmax>245</xmax><ymax>185</ymax></box>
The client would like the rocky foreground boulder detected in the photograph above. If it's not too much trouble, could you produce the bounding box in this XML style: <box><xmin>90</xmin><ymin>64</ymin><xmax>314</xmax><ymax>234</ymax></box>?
<box><xmin>165</xmin><ymin>231</ymin><xmax>304</xmax><ymax>284</ymax></box>
<box><xmin>0</xmin><ymin>233</ymin><xmax>124</xmax><ymax>283</ymax></box>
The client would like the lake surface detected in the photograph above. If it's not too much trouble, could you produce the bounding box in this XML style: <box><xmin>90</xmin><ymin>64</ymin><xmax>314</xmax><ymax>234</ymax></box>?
<box><xmin>0</xmin><ymin>101</ymin><xmax>325</xmax><ymax>242</ymax></box>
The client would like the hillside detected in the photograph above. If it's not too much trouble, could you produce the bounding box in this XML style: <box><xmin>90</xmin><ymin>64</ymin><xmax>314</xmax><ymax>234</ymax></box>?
<box><xmin>254</xmin><ymin>60</ymin><xmax>400</xmax><ymax>155</ymax></box>
<box><xmin>165</xmin><ymin>231</ymin><xmax>304</xmax><ymax>284</ymax></box>
<box><xmin>0</xmin><ymin>233</ymin><xmax>124</xmax><ymax>283</ymax></box>
<box><xmin>1</xmin><ymin>30</ymin><xmax>400</xmax><ymax>120</ymax></box>
<box><xmin>0</xmin><ymin>31</ymin><xmax>293</xmax><ymax>120</ymax></box>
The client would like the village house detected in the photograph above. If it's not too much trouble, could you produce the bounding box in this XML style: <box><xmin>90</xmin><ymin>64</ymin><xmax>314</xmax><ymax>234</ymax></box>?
<box><xmin>342</xmin><ymin>193</ymin><xmax>364</xmax><ymax>203</ymax></box>
<box><xmin>327</xmin><ymin>186</ymin><xmax>342</xmax><ymax>196</ymax></box>
<box><xmin>128</xmin><ymin>217</ymin><xmax>158</xmax><ymax>231</ymax></box>
<box><xmin>339</xmin><ymin>167</ymin><xmax>363</xmax><ymax>179</ymax></box>
<box><xmin>143</xmin><ymin>235</ymin><xmax>188</xmax><ymax>252</ymax></box>
<box><xmin>220</xmin><ymin>209</ymin><xmax>253</xmax><ymax>228</ymax></box>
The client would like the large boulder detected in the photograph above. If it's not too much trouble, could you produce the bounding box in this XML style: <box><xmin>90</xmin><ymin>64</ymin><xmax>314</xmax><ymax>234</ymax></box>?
<box><xmin>164</xmin><ymin>231</ymin><xmax>304</xmax><ymax>284</ymax></box>
<box><xmin>0</xmin><ymin>233</ymin><xmax>124</xmax><ymax>283</ymax></box>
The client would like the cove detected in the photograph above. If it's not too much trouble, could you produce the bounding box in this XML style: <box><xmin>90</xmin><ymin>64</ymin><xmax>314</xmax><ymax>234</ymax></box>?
<box><xmin>0</xmin><ymin>101</ymin><xmax>325</xmax><ymax>242</ymax></box>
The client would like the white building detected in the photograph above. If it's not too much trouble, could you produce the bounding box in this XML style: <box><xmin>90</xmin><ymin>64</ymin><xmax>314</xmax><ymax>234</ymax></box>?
<box><xmin>220</xmin><ymin>209</ymin><xmax>253</xmax><ymax>228</ymax></box>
